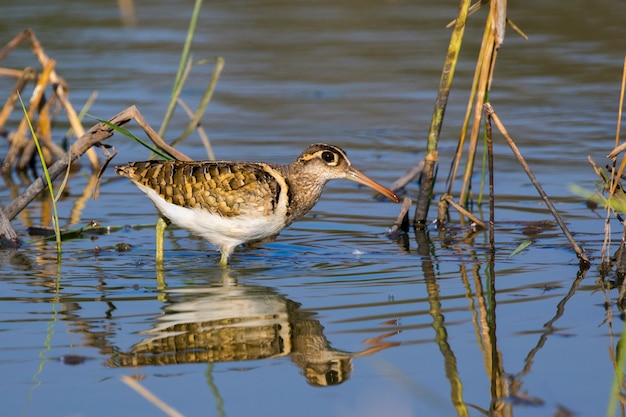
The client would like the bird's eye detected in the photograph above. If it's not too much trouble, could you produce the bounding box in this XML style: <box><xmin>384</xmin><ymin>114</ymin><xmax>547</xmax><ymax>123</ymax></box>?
<box><xmin>321</xmin><ymin>151</ymin><xmax>335</xmax><ymax>164</ymax></box>
<box><xmin>325</xmin><ymin>370</ymin><xmax>340</xmax><ymax>385</ymax></box>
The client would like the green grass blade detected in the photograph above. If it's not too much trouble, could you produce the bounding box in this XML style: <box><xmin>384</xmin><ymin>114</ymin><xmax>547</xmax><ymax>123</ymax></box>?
<box><xmin>570</xmin><ymin>184</ymin><xmax>626</xmax><ymax>214</ymax></box>
<box><xmin>89</xmin><ymin>115</ymin><xmax>174</xmax><ymax>161</ymax></box>
<box><xmin>607</xmin><ymin>320</ymin><xmax>626</xmax><ymax>417</ymax></box>
<box><xmin>17</xmin><ymin>92</ymin><xmax>62</xmax><ymax>260</ymax></box>
<box><xmin>509</xmin><ymin>239</ymin><xmax>532</xmax><ymax>258</ymax></box>
<box><xmin>170</xmin><ymin>56</ymin><xmax>224</xmax><ymax>149</ymax></box>
<box><xmin>159</xmin><ymin>0</ymin><xmax>204</xmax><ymax>138</ymax></box>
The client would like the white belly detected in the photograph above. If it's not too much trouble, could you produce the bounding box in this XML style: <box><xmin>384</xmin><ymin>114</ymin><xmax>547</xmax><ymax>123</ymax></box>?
<box><xmin>137</xmin><ymin>184</ymin><xmax>287</xmax><ymax>253</ymax></box>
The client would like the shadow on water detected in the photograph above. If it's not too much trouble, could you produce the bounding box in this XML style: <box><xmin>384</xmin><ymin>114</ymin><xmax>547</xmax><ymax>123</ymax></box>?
<box><xmin>106</xmin><ymin>269</ymin><xmax>399</xmax><ymax>388</ymax></box>
<box><xmin>402</xmin><ymin>230</ymin><xmax>589</xmax><ymax>416</ymax></box>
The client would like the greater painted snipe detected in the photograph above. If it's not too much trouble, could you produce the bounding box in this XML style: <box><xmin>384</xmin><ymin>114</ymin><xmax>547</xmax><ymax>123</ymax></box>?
<box><xmin>116</xmin><ymin>143</ymin><xmax>399</xmax><ymax>266</ymax></box>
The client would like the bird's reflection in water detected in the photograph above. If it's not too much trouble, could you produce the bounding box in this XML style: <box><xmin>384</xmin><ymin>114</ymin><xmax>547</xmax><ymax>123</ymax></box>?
<box><xmin>109</xmin><ymin>272</ymin><xmax>398</xmax><ymax>386</ymax></box>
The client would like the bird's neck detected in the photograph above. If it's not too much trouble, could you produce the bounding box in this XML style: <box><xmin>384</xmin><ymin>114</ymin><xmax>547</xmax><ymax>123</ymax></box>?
<box><xmin>278</xmin><ymin>164</ymin><xmax>327</xmax><ymax>223</ymax></box>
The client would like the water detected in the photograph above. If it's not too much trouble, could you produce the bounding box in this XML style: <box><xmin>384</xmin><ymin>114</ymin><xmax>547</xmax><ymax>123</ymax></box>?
<box><xmin>1</xmin><ymin>0</ymin><xmax>626</xmax><ymax>416</ymax></box>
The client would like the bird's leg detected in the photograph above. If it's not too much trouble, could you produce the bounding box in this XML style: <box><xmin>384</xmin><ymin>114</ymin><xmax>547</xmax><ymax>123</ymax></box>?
<box><xmin>219</xmin><ymin>251</ymin><xmax>229</xmax><ymax>268</ymax></box>
<box><xmin>156</xmin><ymin>216</ymin><xmax>170</xmax><ymax>265</ymax></box>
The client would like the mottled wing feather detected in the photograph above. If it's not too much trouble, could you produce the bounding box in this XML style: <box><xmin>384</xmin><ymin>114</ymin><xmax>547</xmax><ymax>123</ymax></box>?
<box><xmin>116</xmin><ymin>161</ymin><xmax>281</xmax><ymax>218</ymax></box>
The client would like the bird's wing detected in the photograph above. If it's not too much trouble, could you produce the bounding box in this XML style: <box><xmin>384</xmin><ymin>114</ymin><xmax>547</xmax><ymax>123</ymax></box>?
<box><xmin>117</xmin><ymin>161</ymin><xmax>282</xmax><ymax>218</ymax></box>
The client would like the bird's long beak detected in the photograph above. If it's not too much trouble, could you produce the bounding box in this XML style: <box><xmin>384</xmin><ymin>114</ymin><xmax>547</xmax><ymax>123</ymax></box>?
<box><xmin>347</xmin><ymin>167</ymin><xmax>400</xmax><ymax>203</ymax></box>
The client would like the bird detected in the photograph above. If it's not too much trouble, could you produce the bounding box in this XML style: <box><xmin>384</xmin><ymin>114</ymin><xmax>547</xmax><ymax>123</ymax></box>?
<box><xmin>115</xmin><ymin>143</ymin><xmax>399</xmax><ymax>267</ymax></box>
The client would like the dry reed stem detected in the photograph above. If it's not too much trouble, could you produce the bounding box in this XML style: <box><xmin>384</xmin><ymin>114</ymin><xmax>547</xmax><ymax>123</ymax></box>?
<box><xmin>608</xmin><ymin>142</ymin><xmax>626</xmax><ymax>159</ymax></box>
<box><xmin>442</xmin><ymin>1</ymin><xmax>503</xmax><ymax>227</ymax></box>
<box><xmin>53</xmin><ymin>79</ymin><xmax>100</xmax><ymax>169</ymax></box>
<box><xmin>439</xmin><ymin>22</ymin><xmax>495</xmax><ymax>227</ymax></box>
<box><xmin>0</xmin><ymin>67</ymin><xmax>36</xmax><ymax>128</ymax></box>
<box><xmin>0</xmin><ymin>205</ymin><xmax>19</xmax><ymax>248</ymax></box>
<box><xmin>607</xmin><ymin>57</ymin><xmax>626</xmax><ymax>311</ymax></box>
<box><xmin>606</xmin><ymin>56</ymin><xmax>626</xmax><ymax>194</ymax></box>
<box><xmin>486</xmin><ymin>105</ymin><xmax>495</xmax><ymax>250</ymax></box>
<box><xmin>443</xmin><ymin>1</ymin><xmax>529</xmax><ymax>229</ymax></box>
<box><xmin>446</xmin><ymin>1</ymin><xmax>528</xmax><ymax>41</ymax></box>
<box><xmin>457</xmin><ymin>19</ymin><xmax>497</xmax><ymax>210</ymax></box>
<box><xmin>484</xmin><ymin>103</ymin><xmax>589</xmax><ymax>268</ymax></box>
<box><xmin>2</xmin><ymin>105</ymin><xmax>189</xmax><ymax>224</ymax></box>
<box><xmin>490</xmin><ymin>0</ymin><xmax>507</xmax><ymax>48</ymax></box>
<box><xmin>445</xmin><ymin>2</ymin><xmax>496</xmax><ymax>187</ymax></box>
<box><xmin>0</xmin><ymin>29</ymin><xmax>99</xmax><ymax>172</ymax></box>
<box><xmin>389</xmin><ymin>161</ymin><xmax>424</xmax><ymax>193</ymax></box>
<box><xmin>129</xmin><ymin>109</ymin><xmax>192</xmax><ymax>162</ymax></box>
<box><xmin>599</xmin><ymin>56</ymin><xmax>626</xmax><ymax>269</ymax></box>
<box><xmin>387</xmin><ymin>197</ymin><xmax>413</xmax><ymax>236</ymax></box>
<box><xmin>441</xmin><ymin>194</ymin><xmax>487</xmax><ymax>229</ymax></box>
<box><xmin>388</xmin><ymin>162</ymin><xmax>421</xmax><ymax>231</ymax></box>
<box><xmin>176</xmin><ymin>98</ymin><xmax>214</xmax><ymax>160</ymax></box>
<box><xmin>3</xmin><ymin>59</ymin><xmax>55</xmax><ymax>173</ymax></box>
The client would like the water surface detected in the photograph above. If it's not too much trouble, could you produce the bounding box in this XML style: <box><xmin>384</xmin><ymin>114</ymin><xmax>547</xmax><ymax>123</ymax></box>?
<box><xmin>1</xmin><ymin>1</ymin><xmax>626</xmax><ymax>416</ymax></box>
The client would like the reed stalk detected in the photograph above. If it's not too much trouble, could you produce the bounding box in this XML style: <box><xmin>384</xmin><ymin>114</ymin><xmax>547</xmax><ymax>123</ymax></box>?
<box><xmin>413</xmin><ymin>0</ymin><xmax>471</xmax><ymax>227</ymax></box>
<box><xmin>484</xmin><ymin>103</ymin><xmax>589</xmax><ymax>268</ymax></box>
